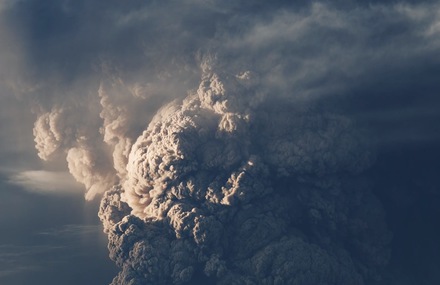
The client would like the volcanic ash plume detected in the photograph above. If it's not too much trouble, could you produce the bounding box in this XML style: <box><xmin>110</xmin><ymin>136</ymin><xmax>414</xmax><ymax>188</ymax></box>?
<box><xmin>33</xmin><ymin>106</ymin><xmax>117</xmax><ymax>200</ymax></box>
<box><xmin>98</xmin><ymin>68</ymin><xmax>391</xmax><ymax>285</ymax></box>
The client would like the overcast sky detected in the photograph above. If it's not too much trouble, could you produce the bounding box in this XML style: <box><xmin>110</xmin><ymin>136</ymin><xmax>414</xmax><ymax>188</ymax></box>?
<box><xmin>1</xmin><ymin>1</ymin><xmax>440</xmax><ymax>284</ymax></box>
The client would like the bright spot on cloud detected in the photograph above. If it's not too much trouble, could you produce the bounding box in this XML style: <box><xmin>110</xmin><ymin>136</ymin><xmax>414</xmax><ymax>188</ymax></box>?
<box><xmin>8</xmin><ymin>170</ymin><xmax>84</xmax><ymax>196</ymax></box>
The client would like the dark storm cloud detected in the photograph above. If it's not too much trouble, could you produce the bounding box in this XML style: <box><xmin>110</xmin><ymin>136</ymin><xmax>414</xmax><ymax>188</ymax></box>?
<box><xmin>1</xmin><ymin>0</ymin><xmax>440</xmax><ymax>284</ymax></box>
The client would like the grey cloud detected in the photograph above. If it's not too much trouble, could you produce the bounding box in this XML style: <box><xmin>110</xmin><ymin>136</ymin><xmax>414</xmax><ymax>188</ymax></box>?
<box><xmin>32</xmin><ymin>106</ymin><xmax>117</xmax><ymax>199</ymax></box>
<box><xmin>66</xmin><ymin>146</ymin><xmax>117</xmax><ymax>200</ymax></box>
<box><xmin>255</xmin><ymin>110</ymin><xmax>375</xmax><ymax>177</ymax></box>
<box><xmin>98</xmin><ymin>79</ymin><xmax>168</xmax><ymax>177</ymax></box>
<box><xmin>33</xmin><ymin>108</ymin><xmax>73</xmax><ymax>160</ymax></box>
<box><xmin>98</xmin><ymin>67</ymin><xmax>390</xmax><ymax>284</ymax></box>
<box><xmin>218</xmin><ymin>2</ymin><xmax>440</xmax><ymax>101</ymax></box>
<box><xmin>3</xmin><ymin>0</ymin><xmax>440</xmax><ymax>94</ymax></box>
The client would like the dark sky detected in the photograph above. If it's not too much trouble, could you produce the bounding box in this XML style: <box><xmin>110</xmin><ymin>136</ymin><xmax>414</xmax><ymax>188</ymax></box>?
<box><xmin>1</xmin><ymin>0</ymin><xmax>440</xmax><ymax>284</ymax></box>
<box><xmin>0</xmin><ymin>179</ymin><xmax>118</xmax><ymax>285</ymax></box>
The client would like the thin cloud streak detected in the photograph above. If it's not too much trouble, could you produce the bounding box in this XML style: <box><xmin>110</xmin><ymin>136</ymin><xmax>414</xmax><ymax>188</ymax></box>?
<box><xmin>7</xmin><ymin>170</ymin><xmax>83</xmax><ymax>196</ymax></box>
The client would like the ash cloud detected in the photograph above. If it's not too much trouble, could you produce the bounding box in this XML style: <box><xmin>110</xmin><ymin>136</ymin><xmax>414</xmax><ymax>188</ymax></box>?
<box><xmin>99</xmin><ymin>66</ymin><xmax>390</xmax><ymax>285</ymax></box>
<box><xmin>1</xmin><ymin>0</ymin><xmax>440</xmax><ymax>284</ymax></box>
<box><xmin>32</xmin><ymin>105</ymin><xmax>117</xmax><ymax>199</ymax></box>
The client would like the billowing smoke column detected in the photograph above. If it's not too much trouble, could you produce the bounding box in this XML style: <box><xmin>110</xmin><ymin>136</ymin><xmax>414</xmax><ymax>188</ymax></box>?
<box><xmin>96</xmin><ymin>65</ymin><xmax>391</xmax><ymax>284</ymax></box>
<box><xmin>33</xmin><ymin>106</ymin><xmax>117</xmax><ymax>200</ymax></box>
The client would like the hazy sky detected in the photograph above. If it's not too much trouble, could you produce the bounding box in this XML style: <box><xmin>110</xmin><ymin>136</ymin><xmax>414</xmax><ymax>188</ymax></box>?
<box><xmin>1</xmin><ymin>1</ymin><xmax>440</xmax><ymax>284</ymax></box>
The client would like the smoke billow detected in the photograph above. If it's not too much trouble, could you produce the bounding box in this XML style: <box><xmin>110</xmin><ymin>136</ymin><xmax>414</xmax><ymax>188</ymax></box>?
<box><xmin>97</xmin><ymin>67</ymin><xmax>390</xmax><ymax>284</ymax></box>
<box><xmin>32</xmin><ymin>105</ymin><xmax>116</xmax><ymax>199</ymax></box>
